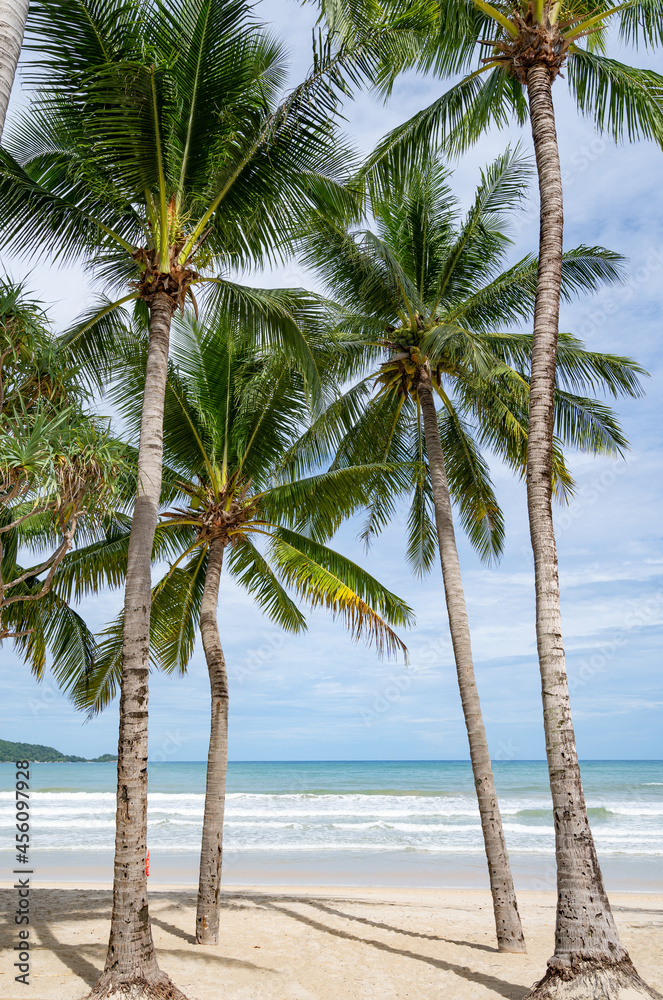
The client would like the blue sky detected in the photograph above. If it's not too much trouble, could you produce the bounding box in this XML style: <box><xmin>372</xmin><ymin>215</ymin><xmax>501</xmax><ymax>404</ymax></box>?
<box><xmin>1</xmin><ymin>2</ymin><xmax>661</xmax><ymax>761</ymax></box>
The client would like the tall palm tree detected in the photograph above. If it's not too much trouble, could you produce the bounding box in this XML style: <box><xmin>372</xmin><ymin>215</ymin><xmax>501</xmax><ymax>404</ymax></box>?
<box><xmin>293</xmin><ymin>147</ymin><xmax>647</xmax><ymax>957</ymax></box>
<box><xmin>56</xmin><ymin>312</ymin><xmax>414</xmax><ymax>945</ymax></box>
<box><xmin>312</xmin><ymin>5</ymin><xmax>663</xmax><ymax>991</ymax></box>
<box><xmin>0</xmin><ymin>0</ymin><xmax>29</xmax><ymax>135</ymax></box>
<box><xmin>0</xmin><ymin>1</ymin><xmax>356</xmax><ymax>994</ymax></box>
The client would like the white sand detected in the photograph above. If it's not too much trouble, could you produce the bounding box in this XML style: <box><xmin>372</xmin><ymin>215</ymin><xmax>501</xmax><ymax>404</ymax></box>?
<box><xmin>0</xmin><ymin>885</ymin><xmax>661</xmax><ymax>999</ymax></box>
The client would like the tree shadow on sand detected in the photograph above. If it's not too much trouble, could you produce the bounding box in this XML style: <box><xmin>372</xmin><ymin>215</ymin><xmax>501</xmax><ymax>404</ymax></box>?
<box><xmin>0</xmin><ymin>889</ymin><xmax>274</xmax><ymax>988</ymax></box>
<box><xmin>225</xmin><ymin>895</ymin><xmax>529</xmax><ymax>1000</ymax></box>
<box><xmin>262</xmin><ymin>895</ymin><xmax>501</xmax><ymax>953</ymax></box>
<box><xmin>0</xmin><ymin>887</ymin><xmax>532</xmax><ymax>997</ymax></box>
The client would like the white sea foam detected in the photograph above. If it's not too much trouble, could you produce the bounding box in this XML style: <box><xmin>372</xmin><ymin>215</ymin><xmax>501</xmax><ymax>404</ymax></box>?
<box><xmin>2</xmin><ymin>762</ymin><xmax>661</xmax><ymax>861</ymax></box>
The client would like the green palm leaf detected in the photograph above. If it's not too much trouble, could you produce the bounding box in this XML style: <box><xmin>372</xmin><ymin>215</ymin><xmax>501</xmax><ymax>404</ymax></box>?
<box><xmin>568</xmin><ymin>47</ymin><xmax>663</xmax><ymax>142</ymax></box>
<box><xmin>72</xmin><ymin>611</ymin><xmax>124</xmax><ymax>714</ymax></box>
<box><xmin>151</xmin><ymin>549</ymin><xmax>208</xmax><ymax>674</ymax></box>
<box><xmin>5</xmin><ymin>588</ymin><xmax>96</xmax><ymax>689</ymax></box>
<box><xmin>227</xmin><ymin>535</ymin><xmax>307</xmax><ymax>632</ymax></box>
<box><xmin>437</xmin><ymin>406</ymin><xmax>504</xmax><ymax>562</ymax></box>
<box><xmin>270</xmin><ymin>526</ymin><xmax>414</xmax><ymax>658</ymax></box>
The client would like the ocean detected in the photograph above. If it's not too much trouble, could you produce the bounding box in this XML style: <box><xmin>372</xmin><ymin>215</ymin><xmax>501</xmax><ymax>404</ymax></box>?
<box><xmin>1</xmin><ymin>760</ymin><xmax>661</xmax><ymax>889</ymax></box>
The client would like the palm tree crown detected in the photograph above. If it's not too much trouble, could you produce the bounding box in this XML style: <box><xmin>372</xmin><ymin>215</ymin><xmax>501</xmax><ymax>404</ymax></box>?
<box><xmin>296</xmin><ymin>148</ymin><xmax>644</xmax><ymax>563</ymax></box>
<box><xmin>61</xmin><ymin>313</ymin><xmax>416</xmax><ymax>712</ymax></box>
<box><xmin>0</xmin><ymin>0</ymin><xmax>352</xmax><ymax>384</ymax></box>
<box><xmin>316</xmin><ymin>0</ymin><xmax>663</xmax><ymax>175</ymax></box>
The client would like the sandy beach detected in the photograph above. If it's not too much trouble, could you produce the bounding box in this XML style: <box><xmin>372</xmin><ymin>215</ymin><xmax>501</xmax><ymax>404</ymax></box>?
<box><xmin>0</xmin><ymin>885</ymin><xmax>661</xmax><ymax>1000</ymax></box>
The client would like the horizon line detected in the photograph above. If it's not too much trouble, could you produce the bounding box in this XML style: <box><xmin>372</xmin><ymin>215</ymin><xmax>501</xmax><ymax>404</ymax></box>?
<box><xmin>149</xmin><ymin>757</ymin><xmax>662</xmax><ymax>763</ymax></box>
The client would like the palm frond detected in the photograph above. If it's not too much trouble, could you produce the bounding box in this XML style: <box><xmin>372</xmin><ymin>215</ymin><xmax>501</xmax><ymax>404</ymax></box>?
<box><xmin>405</xmin><ymin>414</ymin><xmax>437</xmax><ymax>577</ymax></box>
<box><xmin>58</xmin><ymin>297</ymin><xmax>137</xmax><ymax>384</ymax></box>
<box><xmin>437</xmin><ymin>406</ymin><xmax>505</xmax><ymax>563</ymax></box>
<box><xmin>150</xmin><ymin>549</ymin><xmax>208</xmax><ymax>674</ymax></box>
<box><xmin>201</xmin><ymin>280</ymin><xmax>328</xmax><ymax>402</ymax></box>
<box><xmin>568</xmin><ymin>47</ymin><xmax>663</xmax><ymax>143</ymax></box>
<box><xmin>72</xmin><ymin>611</ymin><xmax>124</xmax><ymax>715</ymax></box>
<box><xmin>263</xmin><ymin>461</ymin><xmax>418</xmax><ymax>541</ymax></box>
<box><xmin>451</xmin><ymin>245</ymin><xmax>625</xmax><ymax>331</ymax></box>
<box><xmin>5</xmin><ymin>587</ymin><xmax>96</xmax><ymax>690</ymax></box>
<box><xmin>278</xmin><ymin>377</ymin><xmax>374</xmax><ymax>478</ymax></box>
<box><xmin>227</xmin><ymin>535</ymin><xmax>307</xmax><ymax>631</ymax></box>
<box><xmin>552</xmin><ymin>389</ymin><xmax>629</xmax><ymax>456</ymax></box>
<box><xmin>25</xmin><ymin>0</ymin><xmax>147</xmax><ymax>85</ymax></box>
<box><xmin>618</xmin><ymin>0</ymin><xmax>663</xmax><ymax>46</ymax></box>
<box><xmin>0</xmin><ymin>147</ymin><xmax>137</xmax><ymax>267</ymax></box>
<box><xmin>358</xmin><ymin>67</ymin><xmax>528</xmax><ymax>199</ymax></box>
<box><xmin>270</xmin><ymin>526</ymin><xmax>414</xmax><ymax>659</ymax></box>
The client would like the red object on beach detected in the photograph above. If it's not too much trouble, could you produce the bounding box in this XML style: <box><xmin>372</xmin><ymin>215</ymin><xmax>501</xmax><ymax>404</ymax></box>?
<box><xmin>146</xmin><ymin>850</ymin><xmax>150</xmax><ymax>877</ymax></box>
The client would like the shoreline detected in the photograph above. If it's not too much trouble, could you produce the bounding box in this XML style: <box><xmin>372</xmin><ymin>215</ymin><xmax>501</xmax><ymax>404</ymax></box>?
<box><xmin>1</xmin><ymin>885</ymin><xmax>661</xmax><ymax>999</ymax></box>
<box><xmin>0</xmin><ymin>876</ymin><xmax>663</xmax><ymax>900</ymax></box>
<box><xmin>1</xmin><ymin>848</ymin><xmax>660</xmax><ymax>893</ymax></box>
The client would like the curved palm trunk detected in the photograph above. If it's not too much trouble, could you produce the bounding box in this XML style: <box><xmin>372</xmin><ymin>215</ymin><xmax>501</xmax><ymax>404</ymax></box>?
<box><xmin>195</xmin><ymin>535</ymin><xmax>229</xmax><ymax>945</ymax></box>
<box><xmin>0</xmin><ymin>0</ymin><xmax>29</xmax><ymax>137</ymax></box>
<box><xmin>417</xmin><ymin>373</ymin><xmax>525</xmax><ymax>954</ymax></box>
<box><xmin>93</xmin><ymin>292</ymin><xmax>187</xmax><ymax>1000</ymax></box>
<box><xmin>525</xmin><ymin>67</ymin><xmax>658</xmax><ymax>998</ymax></box>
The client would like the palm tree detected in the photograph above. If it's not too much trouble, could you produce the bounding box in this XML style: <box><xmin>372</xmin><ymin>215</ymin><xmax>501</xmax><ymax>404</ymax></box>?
<box><xmin>293</xmin><ymin>147</ymin><xmax>647</xmax><ymax>958</ymax></box>
<box><xmin>311</xmin><ymin>5</ymin><xmax>663</xmax><ymax>990</ymax></box>
<box><xmin>56</xmin><ymin>312</ymin><xmax>414</xmax><ymax>945</ymax></box>
<box><xmin>0</xmin><ymin>0</ymin><xmax>29</xmax><ymax>135</ymax></box>
<box><xmin>0</xmin><ymin>1</ymin><xmax>357</xmax><ymax>993</ymax></box>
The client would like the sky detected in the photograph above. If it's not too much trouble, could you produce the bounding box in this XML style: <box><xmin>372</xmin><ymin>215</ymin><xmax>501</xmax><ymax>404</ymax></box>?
<box><xmin>0</xmin><ymin>2</ymin><xmax>662</xmax><ymax>761</ymax></box>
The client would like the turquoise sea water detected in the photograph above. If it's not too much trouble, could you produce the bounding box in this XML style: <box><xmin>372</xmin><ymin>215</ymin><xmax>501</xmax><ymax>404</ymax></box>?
<box><xmin>1</xmin><ymin>760</ymin><xmax>661</xmax><ymax>888</ymax></box>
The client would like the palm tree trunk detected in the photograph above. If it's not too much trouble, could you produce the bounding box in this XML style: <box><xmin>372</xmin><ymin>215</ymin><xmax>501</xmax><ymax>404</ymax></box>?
<box><xmin>92</xmin><ymin>292</ymin><xmax>187</xmax><ymax>1000</ymax></box>
<box><xmin>195</xmin><ymin>535</ymin><xmax>229</xmax><ymax>946</ymax></box>
<box><xmin>0</xmin><ymin>0</ymin><xmax>29</xmax><ymax>137</ymax></box>
<box><xmin>524</xmin><ymin>66</ymin><xmax>659</xmax><ymax>999</ymax></box>
<box><xmin>417</xmin><ymin>372</ymin><xmax>525</xmax><ymax>954</ymax></box>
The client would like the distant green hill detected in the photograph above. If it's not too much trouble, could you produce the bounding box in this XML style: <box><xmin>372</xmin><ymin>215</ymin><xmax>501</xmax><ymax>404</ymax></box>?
<box><xmin>0</xmin><ymin>739</ymin><xmax>117</xmax><ymax>763</ymax></box>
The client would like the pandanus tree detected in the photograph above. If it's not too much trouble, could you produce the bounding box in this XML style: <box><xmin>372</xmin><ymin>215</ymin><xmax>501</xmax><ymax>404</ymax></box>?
<box><xmin>312</xmin><ymin>2</ymin><xmax>663</xmax><ymax>993</ymax></box>
<box><xmin>293</xmin><ymin>147</ymin><xmax>647</xmax><ymax>957</ymax></box>
<box><xmin>1</xmin><ymin>415</ymin><xmax>124</xmax><ymax>634</ymax></box>
<box><xmin>1</xmin><ymin>279</ymin><xmax>125</xmax><ymax>659</ymax></box>
<box><xmin>55</xmin><ymin>312</ymin><xmax>413</xmax><ymax>946</ymax></box>
<box><xmin>0</xmin><ymin>1</ymin><xmax>358</xmax><ymax>994</ymax></box>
